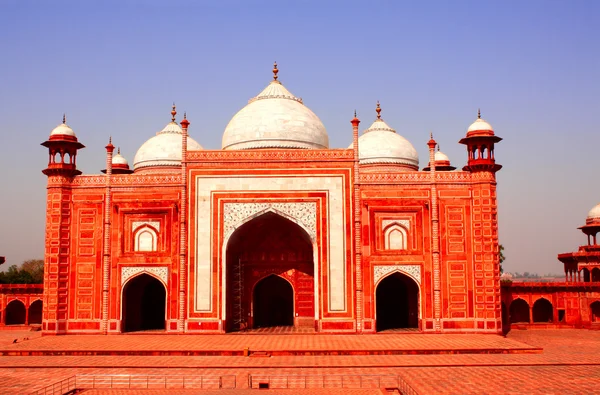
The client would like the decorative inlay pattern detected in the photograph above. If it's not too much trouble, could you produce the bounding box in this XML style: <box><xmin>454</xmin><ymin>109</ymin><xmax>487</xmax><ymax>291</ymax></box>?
<box><xmin>69</xmin><ymin>174</ymin><xmax>181</xmax><ymax>187</ymax></box>
<box><xmin>223</xmin><ymin>202</ymin><xmax>317</xmax><ymax>241</ymax></box>
<box><xmin>188</xmin><ymin>149</ymin><xmax>353</xmax><ymax>162</ymax></box>
<box><xmin>382</xmin><ymin>219</ymin><xmax>410</xmax><ymax>229</ymax></box>
<box><xmin>132</xmin><ymin>221</ymin><xmax>160</xmax><ymax>232</ymax></box>
<box><xmin>374</xmin><ymin>265</ymin><xmax>421</xmax><ymax>285</ymax></box>
<box><xmin>121</xmin><ymin>266</ymin><xmax>168</xmax><ymax>286</ymax></box>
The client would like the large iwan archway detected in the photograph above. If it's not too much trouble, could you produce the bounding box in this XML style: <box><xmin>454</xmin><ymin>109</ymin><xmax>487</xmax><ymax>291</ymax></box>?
<box><xmin>253</xmin><ymin>275</ymin><xmax>294</xmax><ymax>328</ymax></box>
<box><xmin>122</xmin><ymin>273</ymin><xmax>166</xmax><ymax>332</ymax></box>
<box><xmin>509</xmin><ymin>299</ymin><xmax>530</xmax><ymax>323</ymax></box>
<box><xmin>29</xmin><ymin>300</ymin><xmax>43</xmax><ymax>325</ymax></box>
<box><xmin>375</xmin><ymin>272</ymin><xmax>419</xmax><ymax>331</ymax></box>
<box><xmin>225</xmin><ymin>211</ymin><xmax>314</xmax><ymax>332</ymax></box>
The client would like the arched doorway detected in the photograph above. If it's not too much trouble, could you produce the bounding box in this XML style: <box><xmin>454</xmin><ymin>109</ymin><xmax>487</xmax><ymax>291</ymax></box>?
<box><xmin>590</xmin><ymin>301</ymin><xmax>600</xmax><ymax>323</ymax></box>
<box><xmin>225</xmin><ymin>211</ymin><xmax>314</xmax><ymax>332</ymax></box>
<box><xmin>592</xmin><ymin>268</ymin><xmax>600</xmax><ymax>282</ymax></box>
<box><xmin>509</xmin><ymin>299</ymin><xmax>530</xmax><ymax>323</ymax></box>
<box><xmin>122</xmin><ymin>274</ymin><xmax>166</xmax><ymax>332</ymax></box>
<box><xmin>29</xmin><ymin>300</ymin><xmax>43</xmax><ymax>324</ymax></box>
<box><xmin>5</xmin><ymin>300</ymin><xmax>26</xmax><ymax>325</ymax></box>
<box><xmin>376</xmin><ymin>272</ymin><xmax>419</xmax><ymax>331</ymax></box>
<box><xmin>583</xmin><ymin>268</ymin><xmax>590</xmax><ymax>282</ymax></box>
<box><xmin>532</xmin><ymin>298</ymin><xmax>553</xmax><ymax>323</ymax></box>
<box><xmin>253</xmin><ymin>275</ymin><xmax>294</xmax><ymax>328</ymax></box>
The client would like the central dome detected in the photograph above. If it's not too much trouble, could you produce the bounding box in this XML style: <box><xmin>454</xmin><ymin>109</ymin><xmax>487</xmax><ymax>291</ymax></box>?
<box><xmin>222</xmin><ymin>63</ymin><xmax>329</xmax><ymax>150</ymax></box>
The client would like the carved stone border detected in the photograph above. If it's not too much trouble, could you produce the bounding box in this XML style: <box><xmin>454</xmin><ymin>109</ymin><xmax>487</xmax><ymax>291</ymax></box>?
<box><xmin>223</xmin><ymin>202</ymin><xmax>317</xmax><ymax>241</ymax></box>
<box><xmin>374</xmin><ymin>265</ymin><xmax>421</xmax><ymax>285</ymax></box>
<box><xmin>121</xmin><ymin>266</ymin><xmax>168</xmax><ymax>286</ymax></box>
<box><xmin>132</xmin><ymin>221</ymin><xmax>160</xmax><ymax>232</ymax></box>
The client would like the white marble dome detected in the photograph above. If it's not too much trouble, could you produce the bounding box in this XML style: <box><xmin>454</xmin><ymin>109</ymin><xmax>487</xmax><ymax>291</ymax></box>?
<box><xmin>434</xmin><ymin>150</ymin><xmax>450</xmax><ymax>162</ymax></box>
<box><xmin>467</xmin><ymin>111</ymin><xmax>494</xmax><ymax>135</ymax></box>
<box><xmin>349</xmin><ymin>106</ymin><xmax>419</xmax><ymax>169</ymax></box>
<box><xmin>222</xmin><ymin>66</ymin><xmax>329</xmax><ymax>150</ymax></box>
<box><xmin>112</xmin><ymin>150</ymin><xmax>129</xmax><ymax>166</ymax></box>
<box><xmin>50</xmin><ymin>116</ymin><xmax>76</xmax><ymax>137</ymax></box>
<box><xmin>134</xmin><ymin>121</ymin><xmax>203</xmax><ymax>171</ymax></box>
<box><xmin>587</xmin><ymin>203</ymin><xmax>600</xmax><ymax>220</ymax></box>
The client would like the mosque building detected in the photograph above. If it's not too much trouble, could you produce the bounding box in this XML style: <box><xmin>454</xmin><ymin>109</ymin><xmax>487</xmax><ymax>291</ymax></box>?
<box><xmin>39</xmin><ymin>63</ymin><xmax>504</xmax><ymax>334</ymax></box>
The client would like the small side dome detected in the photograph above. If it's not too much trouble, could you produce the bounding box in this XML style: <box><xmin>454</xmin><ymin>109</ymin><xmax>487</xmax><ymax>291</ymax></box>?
<box><xmin>102</xmin><ymin>147</ymin><xmax>133</xmax><ymax>174</ymax></box>
<box><xmin>50</xmin><ymin>115</ymin><xmax>76</xmax><ymax>137</ymax></box>
<box><xmin>222</xmin><ymin>62</ymin><xmax>329</xmax><ymax>150</ymax></box>
<box><xmin>349</xmin><ymin>103</ymin><xmax>419</xmax><ymax>170</ymax></box>
<box><xmin>466</xmin><ymin>109</ymin><xmax>494</xmax><ymax>137</ymax></box>
<box><xmin>133</xmin><ymin>106</ymin><xmax>203</xmax><ymax>171</ymax></box>
<box><xmin>586</xmin><ymin>203</ymin><xmax>600</xmax><ymax>224</ymax></box>
<box><xmin>423</xmin><ymin>147</ymin><xmax>456</xmax><ymax>171</ymax></box>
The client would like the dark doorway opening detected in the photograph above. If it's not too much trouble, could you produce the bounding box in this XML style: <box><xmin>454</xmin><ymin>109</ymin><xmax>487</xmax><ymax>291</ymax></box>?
<box><xmin>5</xmin><ymin>300</ymin><xmax>26</xmax><ymax>325</ymax></box>
<box><xmin>532</xmin><ymin>298</ymin><xmax>553</xmax><ymax>323</ymax></box>
<box><xmin>593</xmin><ymin>268</ymin><xmax>600</xmax><ymax>282</ymax></box>
<box><xmin>253</xmin><ymin>275</ymin><xmax>294</xmax><ymax>328</ymax></box>
<box><xmin>376</xmin><ymin>272</ymin><xmax>419</xmax><ymax>331</ymax></box>
<box><xmin>122</xmin><ymin>274</ymin><xmax>166</xmax><ymax>332</ymax></box>
<box><xmin>509</xmin><ymin>299</ymin><xmax>530</xmax><ymax>323</ymax></box>
<box><xmin>29</xmin><ymin>300</ymin><xmax>43</xmax><ymax>324</ymax></box>
<box><xmin>591</xmin><ymin>301</ymin><xmax>600</xmax><ymax>323</ymax></box>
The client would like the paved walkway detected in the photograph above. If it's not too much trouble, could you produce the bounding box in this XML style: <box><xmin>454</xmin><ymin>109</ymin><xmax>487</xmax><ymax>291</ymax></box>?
<box><xmin>1</xmin><ymin>331</ymin><xmax>538</xmax><ymax>356</ymax></box>
<box><xmin>3</xmin><ymin>329</ymin><xmax>599</xmax><ymax>394</ymax></box>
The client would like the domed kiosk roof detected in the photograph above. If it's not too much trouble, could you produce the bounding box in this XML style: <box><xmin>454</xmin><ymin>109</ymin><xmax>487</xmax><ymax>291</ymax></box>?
<box><xmin>349</xmin><ymin>103</ymin><xmax>419</xmax><ymax>169</ymax></box>
<box><xmin>466</xmin><ymin>109</ymin><xmax>494</xmax><ymax>137</ymax></box>
<box><xmin>50</xmin><ymin>115</ymin><xmax>76</xmax><ymax>137</ymax></box>
<box><xmin>587</xmin><ymin>203</ymin><xmax>600</xmax><ymax>222</ymax></box>
<box><xmin>133</xmin><ymin>106</ymin><xmax>203</xmax><ymax>171</ymax></box>
<box><xmin>222</xmin><ymin>63</ymin><xmax>329</xmax><ymax>150</ymax></box>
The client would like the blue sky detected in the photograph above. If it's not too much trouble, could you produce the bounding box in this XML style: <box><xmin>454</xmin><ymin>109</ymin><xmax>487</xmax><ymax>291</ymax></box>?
<box><xmin>0</xmin><ymin>0</ymin><xmax>598</xmax><ymax>274</ymax></box>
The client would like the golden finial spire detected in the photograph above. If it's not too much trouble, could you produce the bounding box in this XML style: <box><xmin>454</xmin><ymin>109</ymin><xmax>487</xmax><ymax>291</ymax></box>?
<box><xmin>430</xmin><ymin>132</ymin><xmax>433</xmax><ymax>139</ymax></box>
<box><xmin>117</xmin><ymin>147</ymin><xmax>121</xmax><ymax>155</ymax></box>
<box><xmin>437</xmin><ymin>145</ymin><xmax>440</xmax><ymax>152</ymax></box>
<box><xmin>109</xmin><ymin>136</ymin><xmax>112</xmax><ymax>144</ymax></box>
<box><xmin>273</xmin><ymin>61</ymin><xmax>279</xmax><ymax>81</ymax></box>
<box><xmin>183</xmin><ymin>112</ymin><xmax>187</xmax><ymax>120</ymax></box>
<box><xmin>376</xmin><ymin>101</ymin><xmax>382</xmax><ymax>119</ymax></box>
<box><xmin>62</xmin><ymin>114</ymin><xmax>66</xmax><ymax>124</ymax></box>
<box><xmin>354</xmin><ymin>109</ymin><xmax>357</xmax><ymax>117</ymax></box>
<box><xmin>171</xmin><ymin>103</ymin><xmax>177</xmax><ymax>123</ymax></box>
<box><xmin>478</xmin><ymin>108</ymin><xmax>481</xmax><ymax>119</ymax></box>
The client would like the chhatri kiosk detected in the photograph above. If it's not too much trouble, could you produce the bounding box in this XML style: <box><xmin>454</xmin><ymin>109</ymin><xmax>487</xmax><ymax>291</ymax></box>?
<box><xmin>40</xmin><ymin>64</ymin><xmax>502</xmax><ymax>335</ymax></box>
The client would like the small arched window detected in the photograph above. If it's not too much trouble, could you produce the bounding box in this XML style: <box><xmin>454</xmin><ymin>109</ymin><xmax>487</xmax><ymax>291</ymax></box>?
<box><xmin>384</xmin><ymin>224</ymin><xmax>408</xmax><ymax>250</ymax></box>
<box><xmin>134</xmin><ymin>227</ymin><xmax>157</xmax><ymax>252</ymax></box>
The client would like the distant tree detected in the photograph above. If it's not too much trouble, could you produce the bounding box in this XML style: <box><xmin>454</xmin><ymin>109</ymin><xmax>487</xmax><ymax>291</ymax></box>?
<box><xmin>21</xmin><ymin>259</ymin><xmax>44</xmax><ymax>283</ymax></box>
<box><xmin>0</xmin><ymin>259</ymin><xmax>44</xmax><ymax>284</ymax></box>
<box><xmin>499</xmin><ymin>244</ymin><xmax>505</xmax><ymax>274</ymax></box>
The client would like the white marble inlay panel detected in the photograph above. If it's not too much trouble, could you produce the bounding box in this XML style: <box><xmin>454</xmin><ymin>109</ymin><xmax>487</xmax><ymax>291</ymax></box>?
<box><xmin>223</xmin><ymin>202</ymin><xmax>317</xmax><ymax>241</ymax></box>
<box><xmin>381</xmin><ymin>219</ymin><xmax>410</xmax><ymax>229</ymax></box>
<box><xmin>121</xmin><ymin>266</ymin><xmax>168</xmax><ymax>286</ymax></box>
<box><xmin>132</xmin><ymin>221</ymin><xmax>160</xmax><ymax>232</ymax></box>
<box><xmin>373</xmin><ymin>265</ymin><xmax>421</xmax><ymax>285</ymax></box>
<box><xmin>195</xmin><ymin>174</ymin><xmax>347</xmax><ymax>313</ymax></box>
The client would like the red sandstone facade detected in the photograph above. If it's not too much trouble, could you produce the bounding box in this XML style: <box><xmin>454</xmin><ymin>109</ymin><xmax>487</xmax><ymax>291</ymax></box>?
<box><xmin>0</xmin><ymin>284</ymin><xmax>43</xmax><ymax>328</ymax></box>
<box><xmin>38</xmin><ymin>68</ymin><xmax>509</xmax><ymax>335</ymax></box>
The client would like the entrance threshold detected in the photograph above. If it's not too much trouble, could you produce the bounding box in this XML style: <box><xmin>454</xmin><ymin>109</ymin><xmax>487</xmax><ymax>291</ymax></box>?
<box><xmin>233</xmin><ymin>326</ymin><xmax>316</xmax><ymax>335</ymax></box>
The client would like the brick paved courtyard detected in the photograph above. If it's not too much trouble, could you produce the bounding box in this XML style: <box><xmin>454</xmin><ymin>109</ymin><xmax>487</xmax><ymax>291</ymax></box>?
<box><xmin>1</xmin><ymin>329</ymin><xmax>598</xmax><ymax>394</ymax></box>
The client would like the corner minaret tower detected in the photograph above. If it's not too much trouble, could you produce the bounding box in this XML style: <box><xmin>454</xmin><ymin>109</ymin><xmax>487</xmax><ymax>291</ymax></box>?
<box><xmin>40</xmin><ymin>115</ymin><xmax>85</xmax><ymax>334</ymax></box>
<box><xmin>459</xmin><ymin>109</ymin><xmax>502</xmax><ymax>173</ymax></box>
<box><xmin>41</xmin><ymin>115</ymin><xmax>85</xmax><ymax>177</ymax></box>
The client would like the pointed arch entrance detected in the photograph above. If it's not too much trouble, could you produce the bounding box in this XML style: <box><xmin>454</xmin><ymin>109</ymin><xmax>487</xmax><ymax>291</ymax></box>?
<box><xmin>375</xmin><ymin>272</ymin><xmax>419</xmax><ymax>331</ymax></box>
<box><xmin>5</xmin><ymin>300</ymin><xmax>26</xmax><ymax>325</ymax></box>
<box><xmin>122</xmin><ymin>273</ymin><xmax>166</xmax><ymax>332</ymax></box>
<box><xmin>225</xmin><ymin>211</ymin><xmax>314</xmax><ymax>332</ymax></box>
<box><xmin>29</xmin><ymin>300</ymin><xmax>43</xmax><ymax>325</ymax></box>
<box><xmin>254</xmin><ymin>275</ymin><xmax>294</xmax><ymax>327</ymax></box>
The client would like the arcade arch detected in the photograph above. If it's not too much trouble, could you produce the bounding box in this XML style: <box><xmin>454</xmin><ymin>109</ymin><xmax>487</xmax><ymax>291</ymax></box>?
<box><xmin>5</xmin><ymin>300</ymin><xmax>26</xmax><ymax>325</ymax></box>
<box><xmin>224</xmin><ymin>211</ymin><xmax>314</xmax><ymax>332</ymax></box>
<box><xmin>121</xmin><ymin>273</ymin><xmax>166</xmax><ymax>332</ymax></box>
<box><xmin>375</xmin><ymin>271</ymin><xmax>419</xmax><ymax>331</ymax></box>
<box><xmin>532</xmin><ymin>298</ymin><xmax>553</xmax><ymax>323</ymax></box>
<box><xmin>509</xmin><ymin>299</ymin><xmax>530</xmax><ymax>323</ymax></box>
<box><xmin>29</xmin><ymin>300</ymin><xmax>43</xmax><ymax>324</ymax></box>
<box><xmin>590</xmin><ymin>301</ymin><xmax>600</xmax><ymax>323</ymax></box>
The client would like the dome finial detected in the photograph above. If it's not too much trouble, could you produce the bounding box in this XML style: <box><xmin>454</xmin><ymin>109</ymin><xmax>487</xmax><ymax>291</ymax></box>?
<box><xmin>109</xmin><ymin>136</ymin><xmax>112</xmax><ymax>144</ymax></box>
<box><xmin>171</xmin><ymin>103</ymin><xmax>177</xmax><ymax>123</ymax></box>
<box><xmin>354</xmin><ymin>109</ymin><xmax>357</xmax><ymax>118</ymax></box>
<box><xmin>478</xmin><ymin>108</ymin><xmax>481</xmax><ymax>119</ymax></box>
<box><xmin>62</xmin><ymin>114</ymin><xmax>66</xmax><ymax>124</ymax></box>
<box><xmin>183</xmin><ymin>111</ymin><xmax>187</xmax><ymax>120</ymax></box>
<box><xmin>376</xmin><ymin>101</ymin><xmax>382</xmax><ymax>119</ymax></box>
<box><xmin>272</xmin><ymin>61</ymin><xmax>279</xmax><ymax>81</ymax></box>
<box><xmin>117</xmin><ymin>147</ymin><xmax>121</xmax><ymax>154</ymax></box>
